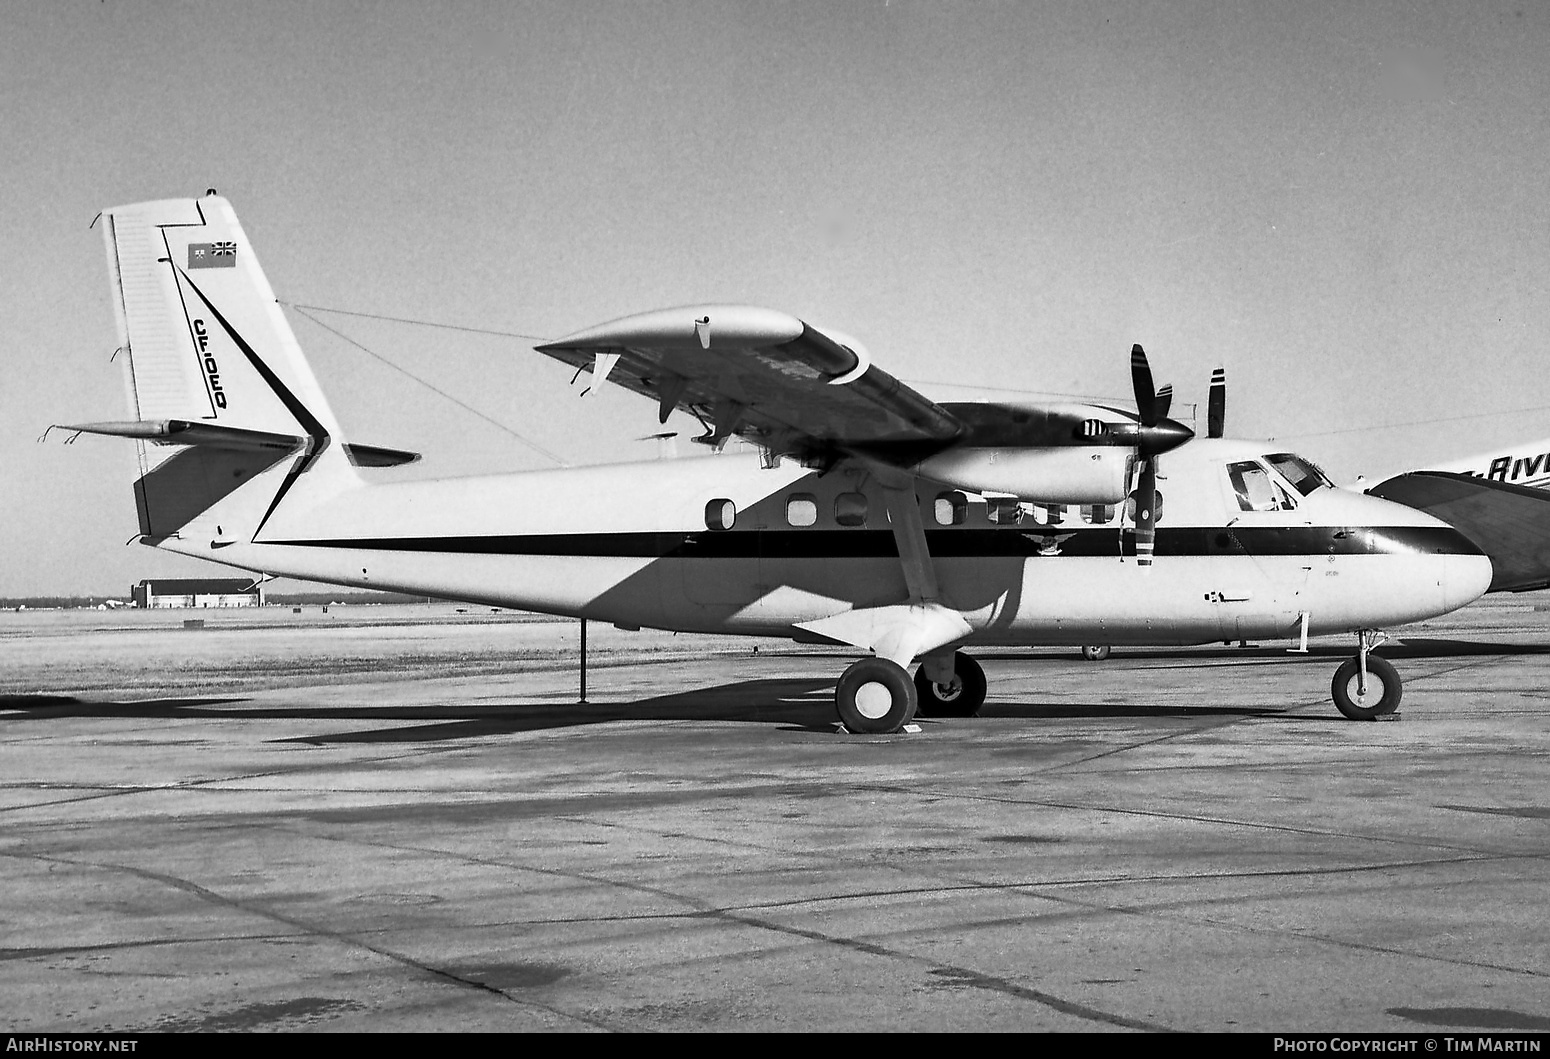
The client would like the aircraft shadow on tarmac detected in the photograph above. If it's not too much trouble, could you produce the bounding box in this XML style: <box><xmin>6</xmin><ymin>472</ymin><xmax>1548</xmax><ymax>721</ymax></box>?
<box><xmin>0</xmin><ymin>635</ymin><xmax>1542</xmax><ymax>743</ymax></box>
<box><xmin>988</xmin><ymin>637</ymin><xmax>1550</xmax><ymax>662</ymax></box>
<box><xmin>0</xmin><ymin>683</ymin><xmax>843</xmax><ymax>742</ymax></box>
<box><xmin>0</xmin><ymin>684</ymin><xmax>1393</xmax><ymax>742</ymax></box>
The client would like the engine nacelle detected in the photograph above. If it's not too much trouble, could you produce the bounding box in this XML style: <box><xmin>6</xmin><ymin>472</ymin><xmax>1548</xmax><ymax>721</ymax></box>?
<box><xmin>913</xmin><ymin>446</ymin><xmax>1135</xmax><ymax>504</ymax></box>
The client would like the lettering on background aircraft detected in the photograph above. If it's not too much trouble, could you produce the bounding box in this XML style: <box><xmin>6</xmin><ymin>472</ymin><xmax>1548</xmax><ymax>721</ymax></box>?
<box><xmin>1478</xmin><ymin>453</ymin><xmax>1550</xmax><ymax>482</ymax></box>
<box><xmin>191</xmin><ymin>319</ymin><xmax>226</xmax><ymax>409</ymax></box>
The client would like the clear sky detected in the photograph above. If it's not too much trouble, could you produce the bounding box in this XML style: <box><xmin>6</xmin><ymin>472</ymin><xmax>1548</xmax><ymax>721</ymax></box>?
<box><xmin>4</xmin><ymin>1</ymin><xmax>1548</xmax><ymax>596</ymax></box>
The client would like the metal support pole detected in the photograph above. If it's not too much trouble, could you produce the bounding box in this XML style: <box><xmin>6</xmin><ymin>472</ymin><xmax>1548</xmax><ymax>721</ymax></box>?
<box><xmin>579</xmin><ymin>618</ymin><xmax>588</xmax><ymax>704</ymax></box>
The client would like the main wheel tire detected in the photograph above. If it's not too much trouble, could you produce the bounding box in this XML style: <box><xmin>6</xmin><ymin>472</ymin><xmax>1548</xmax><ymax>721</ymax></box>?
<box><xmin>914</xmin><ymin>652</ymin><xmax>987</xmax><ymax>718</ymax></box>
<box><xmin>836</xmin><ymin>657</ymin><xmax>918</xmax><ymax>734</ymax></box>
<box><xmin>1081</xmin><ymin>644</ymin><xmax>1112</xmax><ymax>661</ymax></box>
<box><xmin>1331</xmin><ymin>655</ymin><xmax>1402</xmax><ymax>720</ymax></box>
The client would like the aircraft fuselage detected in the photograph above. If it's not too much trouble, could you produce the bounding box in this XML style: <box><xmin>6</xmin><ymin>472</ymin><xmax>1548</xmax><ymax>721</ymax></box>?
<box><xmin>170</xmin><ymin>438</ymin><xmax>1489</xmax><ymax>648</ymax></box>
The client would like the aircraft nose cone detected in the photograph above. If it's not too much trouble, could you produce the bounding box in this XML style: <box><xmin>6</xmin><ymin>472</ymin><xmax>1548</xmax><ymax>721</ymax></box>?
<box><xmin>1140</xmin><ymin>417</ymin><xmax>1195</xmax><ymax>457</ymax></box>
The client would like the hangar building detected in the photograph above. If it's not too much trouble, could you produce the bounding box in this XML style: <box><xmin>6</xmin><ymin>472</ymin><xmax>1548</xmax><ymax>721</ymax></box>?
<box><xmin>131</xmin><ymin>578</ymin><xmax>265</xmax><ymax>609</ymax></box>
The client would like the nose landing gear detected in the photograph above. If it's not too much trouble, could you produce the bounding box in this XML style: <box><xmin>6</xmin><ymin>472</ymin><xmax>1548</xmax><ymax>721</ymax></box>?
<box><xmin>1331</xmin><ymin>629</ymin><xmax>1402</xmax><ymax>720</ymax></box>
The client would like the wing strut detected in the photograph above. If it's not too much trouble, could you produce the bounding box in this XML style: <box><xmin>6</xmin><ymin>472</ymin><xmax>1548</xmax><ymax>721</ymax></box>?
<box><xmin>879</xmin><ymin>470</ymin><xmax>940</xmax><ymax>605</ymax></box>
<box><xmin>793</xmin><ymin>467</ymin><xmax>970</xmax><ymax>667</ymax></box>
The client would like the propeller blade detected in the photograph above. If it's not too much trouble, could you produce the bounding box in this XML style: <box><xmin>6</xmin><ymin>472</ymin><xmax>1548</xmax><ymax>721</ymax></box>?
<box><xmin>1120</xmin><ymin>344</ymin><xmax>1193</xmax><ymax>456</ymax></box>
<box><xmin>1130</xmin><ymin>344</ymin><xmax>1157</xmax><ymax>427</ymax></box>
<box><xmin>1134</xmin><ymin>457</ymin><xmax>1157</xmax><ymax>569</ymax></box>
<box><xmin>1208</xmin><ymin>367</ymin><xmax>1226</xmax><ymax>438</ymax></box>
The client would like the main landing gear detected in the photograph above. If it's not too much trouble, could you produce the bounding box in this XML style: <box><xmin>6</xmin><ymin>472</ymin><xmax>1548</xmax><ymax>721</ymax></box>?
<box><xmin>835</xmin><ymin>657</ymin><xmax>918</xmax><ymax>734</ymax></box>
<box><xmin>1331</xmin><ymin>629</ymin><xmax>1402</xmax><ymax>720</ymax></box>
<box><xmin>835</xmin><ymin>651</ymin><xmax>989</xmax><ymax>734</ymax></box>
<box><xmin>914</xmin><ymin>651</ymin><xmax>987</xmax><ymax>718</ymax></box>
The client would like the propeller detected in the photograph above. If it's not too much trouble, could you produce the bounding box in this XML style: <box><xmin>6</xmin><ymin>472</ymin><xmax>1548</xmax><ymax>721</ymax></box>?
<box><xmin>1128</xmin><ymin>344</ymin><xmax>1194</xmax><ymax>568</ymax></box>
<box><xmin>1207</xmin><ymin>367</ymin><xmax>1226</xmax><ymax>438</ymax></box>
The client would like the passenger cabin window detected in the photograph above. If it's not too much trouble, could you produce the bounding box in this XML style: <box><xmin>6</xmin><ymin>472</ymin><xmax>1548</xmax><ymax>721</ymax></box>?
<box><xmin>1227</xmin><ymin>461</ymin><xmax>1295</xmax><ymax>512</ymax></box>
<box><xmin>985</xmin><ymin>497</ymin><xmax>1023</xmax><ymax>525</ymax></box>
<box><xmin>934</xmin><ymin>491</ymin><xmax>967</xmax><ymax>526</ymax></box>
<box><xmin>834</xmin><ymin>492</ymin><xmax>868</xmax><ymax>527</ymax></box>
<box><xmin>786</xmin><ymin>493</ymin><xmax>818</xmax><ymax>527</ymax></box>
<box><xmin>1265</xmin><ymin>452</ymin><xmax>1333</xmax><ymax>496</ymax></box>
<box><xmin>1030</xmin><ymin>504</ymin><xmax>1066</xmax><ymax>527</ymax></box>
<box><xmin>704</xmin><ymin>498</ymin><xmax>736</xmax><ymax>531</ymax></box>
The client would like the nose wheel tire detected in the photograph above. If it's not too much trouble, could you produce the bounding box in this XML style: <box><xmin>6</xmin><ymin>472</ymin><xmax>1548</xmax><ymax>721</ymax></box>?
<box><xmin>1080</xmin><ymin>644</ymin><xmax>1111</xmax><ymax>661</ymax></box>
<box><xmin>1331</xmin><ymin>655</ymin><xmax>1402</xmax><ymax>720</ymax></box>
<box><xmin>836</xmin><ymin>657</ymin><xmax>918</xmax><ymax>734</ymax></box>
<box><xmin>913</xmin><ymin>652</ymin><xmax>987</xmax><ymax>718</ymax></box>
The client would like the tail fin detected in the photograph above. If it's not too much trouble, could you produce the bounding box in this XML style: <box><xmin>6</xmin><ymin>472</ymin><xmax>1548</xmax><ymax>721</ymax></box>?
<box><xmin>98</xmin><ymin>195</ymin><xmax>360</xmax><ymax>542</ymax></box>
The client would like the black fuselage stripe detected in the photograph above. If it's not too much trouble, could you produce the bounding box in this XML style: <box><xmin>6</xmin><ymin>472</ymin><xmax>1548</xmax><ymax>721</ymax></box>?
<box><xmin>267</xmin><ymin>526</ymin><xmax>1483</xmax><ymax>559</ymax></box>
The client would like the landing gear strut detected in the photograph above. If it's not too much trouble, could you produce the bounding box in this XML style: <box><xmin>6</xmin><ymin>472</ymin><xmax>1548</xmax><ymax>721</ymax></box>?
<box><xmin>1331</xmin><ymin>629</ymin><xmax>1402</xmax><ymax>720</ymax></box>
<box><xmin>836</xmin><ymin>657</ymin><xmax>918</xmax><ymax>734</ymax></box>
<box><xmin>914</xmin><ymin>651</ymin><xmax>987</xmax><ymax>718</ymax></box>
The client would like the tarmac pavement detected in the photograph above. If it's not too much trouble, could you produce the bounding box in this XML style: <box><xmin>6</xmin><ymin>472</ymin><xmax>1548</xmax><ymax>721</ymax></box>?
<box><xmin>1</xmin><ymin>600</ymin><xmax>1547</xmax><ymax>1032</ymax></box>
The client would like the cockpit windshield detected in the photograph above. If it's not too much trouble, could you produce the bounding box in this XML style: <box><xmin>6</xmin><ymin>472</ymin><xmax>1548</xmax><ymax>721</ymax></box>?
<box><xmin>1228</xmin><ymin>461</ymin><xmax>1295</xmax><ymax>511</ymax></box>
<box><xmin>1265</xmin><ymin>452</ymin><xmax>1334</xmax><ymax>496</ymax></box>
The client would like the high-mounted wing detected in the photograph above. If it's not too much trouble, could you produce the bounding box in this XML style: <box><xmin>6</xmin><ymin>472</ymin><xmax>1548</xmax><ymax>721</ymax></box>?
<box><xmin>1367</xmin><ymin>471</ymin><xmax>1550</xmax><ymax>592</ymax></box>
<box><xmin>535</xmin><ymin>305</ymin><xmax>962</xmax><ymax>462</ymax></box>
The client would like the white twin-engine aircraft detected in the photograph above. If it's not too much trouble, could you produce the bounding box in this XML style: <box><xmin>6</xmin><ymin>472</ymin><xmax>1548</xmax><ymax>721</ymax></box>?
<box><xmin>65</xmin><ymin>196</ymin><xmax>1492</xmax><ymax>734</ymax></box>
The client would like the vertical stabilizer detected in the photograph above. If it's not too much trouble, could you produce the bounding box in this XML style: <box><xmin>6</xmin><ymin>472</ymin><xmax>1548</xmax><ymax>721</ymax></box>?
<box><xmin>99</xmin><ymin>195</ymin><xmax>359</xmax><ymax>542</ymax></box>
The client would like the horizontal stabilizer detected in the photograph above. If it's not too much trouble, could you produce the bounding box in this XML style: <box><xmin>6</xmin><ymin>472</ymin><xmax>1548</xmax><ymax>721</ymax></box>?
<box><xmin>1367</xmin><ymin>471</ymin><xmax>1550</xmax><ymax>592</ymax></box>
<box><xmin>60</xmin><ymin>419</ymin><xmax>301</xmax><ymax>451</ymax></box>
<box><xmin>60</xmin><ymin>421</ymin><xmax>421</xmax><ymax>467</ymax></box>
<box><xmin>344</xmin><ymin>443</ymin><xmax>422</xmax><ymax>468</ymax></box>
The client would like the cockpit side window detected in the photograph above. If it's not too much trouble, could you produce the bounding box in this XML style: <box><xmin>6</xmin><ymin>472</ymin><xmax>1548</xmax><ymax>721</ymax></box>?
<box><xmin>1265</xmin><ymin>452</ymin><xmax>1333</xmax><ymax>496</ymax></box>
<box><xmin>1227</xmin><ymin>460</ymin><xmax>1295</xmax><ymax>512</ymax></box>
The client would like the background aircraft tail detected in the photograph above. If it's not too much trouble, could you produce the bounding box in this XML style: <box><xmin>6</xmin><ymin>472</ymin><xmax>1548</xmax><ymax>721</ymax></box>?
<box><xmin>97</xmin><ymin>195</ymin><xmax>361</xmax><ymax>543</ymax></box>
